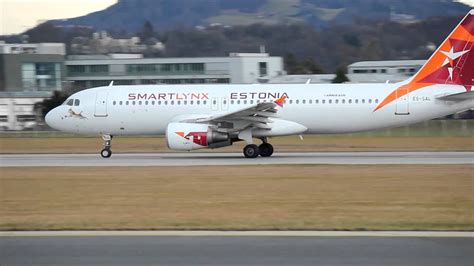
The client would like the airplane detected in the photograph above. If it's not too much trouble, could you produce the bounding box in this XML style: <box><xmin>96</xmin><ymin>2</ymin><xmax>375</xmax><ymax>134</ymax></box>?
<box><xmin>45</xmin><ymin>10</ymin><xmax>474</xmax><ymax>159</ymax></box>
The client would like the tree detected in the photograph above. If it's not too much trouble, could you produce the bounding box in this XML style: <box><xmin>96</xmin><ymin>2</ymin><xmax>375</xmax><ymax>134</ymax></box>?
<box><xmin>139</xmin><ymin>20</ymin><xmax>155</xmax><ymax>42</ymax></box>
<box><xmin>39</xmin><ymin>91</ymin><xmax>70</xmax><ymax>117</ymax></box>
<box><xmin>302</xmin><ymin>58</ymin><xmax>324</xmax><ymax>74</ymax></box>
<box><xmin>332</xmin><ymin>68</ymin><xmax>350</xmax><ymax>83</ymax></box>
<box><xmin>284</xmin><ymin>53</ymin><xmax>300</xmax><ymax>74</ymax></box>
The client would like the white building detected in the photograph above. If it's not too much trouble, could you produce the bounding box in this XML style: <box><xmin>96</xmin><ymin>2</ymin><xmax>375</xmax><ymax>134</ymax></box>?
<box><xmin>65</xmin><ymin>53</ymin><xmax>284</xmax><ymax>90</ymax></box>
<box><xmin>347</xmin><ymin>60</ymin><xmax>426</xmax><ymax>83</ymax></box>
<box><xmin>0</xmin><ymin>93</ymin><xmax>46</xmax><ymax>130</ymax></box>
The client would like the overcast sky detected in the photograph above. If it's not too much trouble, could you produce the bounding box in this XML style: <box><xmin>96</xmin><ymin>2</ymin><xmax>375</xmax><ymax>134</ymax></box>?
<box><xmin>0</xmin><ymin>0</ymin><xmax>473</xmax><ymax>35</ymax></box>
<box><xmin>0</xmin><ymin>0</ymin><xmax>117</xmax><ymax>35</ymax></box>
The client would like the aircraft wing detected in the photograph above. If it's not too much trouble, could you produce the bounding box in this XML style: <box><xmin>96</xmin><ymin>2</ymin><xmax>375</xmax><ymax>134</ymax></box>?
<box><xmin>437</xmin><ymin>90</ymin><xmax>474</xmax><ymax>101</ymax></box>
<box><xmin>180</xmin><ymin>96</ymin><xmax>287</xmax><ymax>131</ymax></box>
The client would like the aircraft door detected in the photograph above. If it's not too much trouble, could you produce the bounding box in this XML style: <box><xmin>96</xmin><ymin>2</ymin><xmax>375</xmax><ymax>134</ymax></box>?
<box><xmin>395</xmin><ymin>87</ymin><xmax>410</xmax><ymax>115</ymax></box>
<box><xmin>94</xmin><ymin>91</ymin><xmax>108</xmax><ymax>117</ymax></box>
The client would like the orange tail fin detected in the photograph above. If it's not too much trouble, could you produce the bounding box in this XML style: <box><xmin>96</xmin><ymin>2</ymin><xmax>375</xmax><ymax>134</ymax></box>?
<box><xmin>374</xmin><ymin>10</ymin><xmax>473</xmax><ymax>112</ymax></box>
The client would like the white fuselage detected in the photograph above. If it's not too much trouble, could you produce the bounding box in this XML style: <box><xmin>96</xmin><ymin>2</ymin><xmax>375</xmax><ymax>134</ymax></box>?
<box><xmin>46</xmin><ymin>82</ymin><xmax>472</xmax><ymax>136</ymax></box>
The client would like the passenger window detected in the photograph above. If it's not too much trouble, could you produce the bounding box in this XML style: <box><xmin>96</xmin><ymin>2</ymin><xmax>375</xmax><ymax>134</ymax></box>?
<box><xmin>113</xmin><ymin>101</ymin><xmax>116</xmax><ymax>105</ymax></box>
<box><xmin>322</xmin><ymin>100</ymin><xmax>325</xmax><ymax>104</ymax></box>
<box><xmin>329</xmin><ymin>100</ymin><xmax>332</xmax><ymax>104</ymax></box>
<box><xmin>296</xmin><ymin>100</ymin><xmax>299</xmax><ymax>104</ymax></box>
<box><xmin>348</xmin><ymin>99</ymin><xmax>352</xmax><ymax>104</ymax></box>
<box><xmin>369</xmin><ymin>99</ymin><xmax>372</xmax><ymax>103</ymax></box>
<box><xmin>126</xmin><ymin>101</ymin><xmax>129</xmax><ymax>105</ymax></box>
<box><xmin>74</xmin><ymin>99</ymin><xmax>80</xmax><ymax>106</ymax></box>
<box><xmin>375</xmin><ymin>99</ymin><xmax>379</xmax><ymax>103</ymax></box>
<box><xmin>335</xmin><ymin>99</ymin><xmax>338</xmax><ymax>104</ymax></box>
<box><xmin>119</xmin><ymin>101</ymin><xmax>123</xmax><ymax>105</ymax></box>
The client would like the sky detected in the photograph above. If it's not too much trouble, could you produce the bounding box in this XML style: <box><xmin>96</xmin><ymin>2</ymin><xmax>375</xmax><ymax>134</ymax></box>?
<box><xmin>0</xmin><ymin>0</ymin><xmax>473</xmax><ymax>35</ymax></box>
<box><xmin>0</xmin><ymin>0</ymin><xmax>117</xmax><ymax>35</ymax></box>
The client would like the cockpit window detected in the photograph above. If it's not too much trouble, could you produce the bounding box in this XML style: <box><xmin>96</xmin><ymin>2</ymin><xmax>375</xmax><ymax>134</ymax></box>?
<box><xmin>74</xmin><ymin>99</ymin><xmax>80</xmax><ymax>106</ymax></box>
<box><xmin>65</xmin><ymin>99</ymin><xmax>74</xmax><ymax>106</ymax></box>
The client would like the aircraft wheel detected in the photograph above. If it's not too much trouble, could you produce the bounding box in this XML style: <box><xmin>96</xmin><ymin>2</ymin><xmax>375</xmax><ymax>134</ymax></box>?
<box><xmin>259</xmin><ymin>143</ymin><xmax>274</xmax><ymax>157</ymax></box>
<box><xmin>100</xmin><ymin>148</ymin><xmax>112</xmax><ymax>158</ymax></box>
<box><xmin>243</xmin><ymin>144</ymin><xmax>259</xmax><ymax>158</ymax></box>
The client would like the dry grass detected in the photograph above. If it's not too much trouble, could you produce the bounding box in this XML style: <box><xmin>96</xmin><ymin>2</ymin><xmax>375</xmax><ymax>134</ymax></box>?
<box><xmin>0</xmin><ymin>135</ymin><xmax>472</xmax><ymax>154</ymax></box>
<box><xmin>0</xmin><ymin>165</ymin><xmax>472</xmax><ymax>231</ymax></box>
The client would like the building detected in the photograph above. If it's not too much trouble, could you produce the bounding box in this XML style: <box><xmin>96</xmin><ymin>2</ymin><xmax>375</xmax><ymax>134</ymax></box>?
<box><xmin>70</xmin><ymin>31</ymin><xmax>165</xmax><ymax>55</ymax></box>
<box><xmin>268</xmin><ymin>74</ymin><xmax>335</xmax><ymax>84</ymax></box>
<box><xmin>0</xmin><ymin>92</ymin><xmax>46</xmax><ymax>130</ymax></box>
<box><xmin>0</xmin><ymin>42</ymin><xmax>66</xmax><ymax>130</ymax></box>
<box><xmin>0</xmin><ymin>42</ymin><xmax>66</xmax><ymax>94</ymax></box>
<box><xmin>65</xmin><ymin>53</ymin><xmax>284</xmax><ymax>90</ymax></box>
<box><xmin>347</xmin><ymin>60</ymin><xmax>426</xmax><ymax>83</ymax></box>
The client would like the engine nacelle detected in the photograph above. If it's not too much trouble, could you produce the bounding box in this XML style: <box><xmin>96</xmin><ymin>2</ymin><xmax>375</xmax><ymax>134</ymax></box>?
<box><xmin>166</xmin><ymin>122</ymin><xmax>231</xmax><ymax>150</ymax></box>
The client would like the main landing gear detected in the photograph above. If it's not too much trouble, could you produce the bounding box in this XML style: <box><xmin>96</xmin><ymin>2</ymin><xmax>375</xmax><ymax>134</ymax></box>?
<box><xmin>243</xmin><ymin>138</ymin><xmax>274</xmax><ymax>158</ymax></box>
<box><xmin>100</xmin><ymin>134</ymin><xmax>113</xmax><ymax>158</ymax></box>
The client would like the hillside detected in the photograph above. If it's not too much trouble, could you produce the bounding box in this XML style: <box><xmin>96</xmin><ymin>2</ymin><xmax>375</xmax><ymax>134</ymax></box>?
<box><xmin>51</xmin><ymin>0</ymin><xmax>469</xmax><ymax>31</ymax></box>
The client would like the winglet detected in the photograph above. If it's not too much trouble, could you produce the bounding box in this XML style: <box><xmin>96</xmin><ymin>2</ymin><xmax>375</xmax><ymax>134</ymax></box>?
<box><xmin>274</xmin><ymin>95</ymin><xmax>287</xmax><ymax>107</ymax></box>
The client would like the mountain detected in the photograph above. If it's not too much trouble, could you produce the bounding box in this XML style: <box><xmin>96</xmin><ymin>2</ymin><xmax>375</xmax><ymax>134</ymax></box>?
<box><xmin>52</xmin><ymin>0</ymin><xmax>470</xmax><ymax>31</ymax></box>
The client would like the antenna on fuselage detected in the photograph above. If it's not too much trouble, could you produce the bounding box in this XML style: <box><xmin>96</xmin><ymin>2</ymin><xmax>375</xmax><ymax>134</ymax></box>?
<box><xmin>305</xmin><ymin>79</ymin><xmax>311</xmax><ymax>84</ymax></box>
<box><xmin>109</xmin><ymin>81</ymin><xmax>114</xmax><ymax>86</ymax></box>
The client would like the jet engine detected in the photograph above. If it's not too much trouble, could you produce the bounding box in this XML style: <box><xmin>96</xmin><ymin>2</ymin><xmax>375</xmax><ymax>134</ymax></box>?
<box><xmin>166</xmin><ymin>122</ymin><xmax>231</xmax><ymax>150</ymax></box>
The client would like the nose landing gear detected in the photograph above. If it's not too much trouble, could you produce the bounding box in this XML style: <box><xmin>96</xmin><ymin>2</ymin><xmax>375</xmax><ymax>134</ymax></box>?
<box><xmin>100</xmin><ymin>134</ymin><xmax>113</xmax><ymax>158</ymax></box>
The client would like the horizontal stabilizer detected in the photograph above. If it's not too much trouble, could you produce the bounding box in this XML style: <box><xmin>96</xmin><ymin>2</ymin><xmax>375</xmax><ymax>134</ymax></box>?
<box><xmin>437</xmin><ymin>90</ymin><xmax>474</xmax><ymax>101</ymax></box>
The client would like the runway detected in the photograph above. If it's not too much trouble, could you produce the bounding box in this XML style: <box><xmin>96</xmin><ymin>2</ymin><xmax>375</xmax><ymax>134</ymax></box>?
<box><xmin>0</xmin><ymin>151</ymin><xmax>473</xmax><ymax>167</ymax></box>
<box><xmin>1</xmin><ymin>231</ymin><xmax>472</xmax><ymax>266</ymax></box>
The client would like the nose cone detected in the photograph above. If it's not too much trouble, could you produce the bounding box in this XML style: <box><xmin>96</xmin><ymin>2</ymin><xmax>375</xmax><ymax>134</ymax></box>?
<box><xmin>45</xmin><ymin>107</ymin><xmax>61</xmax><ymax>130</ymax></box>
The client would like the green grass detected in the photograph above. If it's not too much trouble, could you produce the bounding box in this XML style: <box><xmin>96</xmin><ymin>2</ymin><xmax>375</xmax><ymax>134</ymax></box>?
<box><xmin>1</xmin><ymin>165</ymin><xmax>472</xmax><ymax>231</ymax></box>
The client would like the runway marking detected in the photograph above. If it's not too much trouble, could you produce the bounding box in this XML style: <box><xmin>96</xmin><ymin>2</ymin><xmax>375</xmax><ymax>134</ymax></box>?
<box><xmin>1</xmin><ymin>231</ymin><xmax>472</xmax><ymax>238</ymax></box>
<box><xmin>0</xmin><ymin>152</ymin><xmax>473</xmax><ymax>167</ymax></box>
